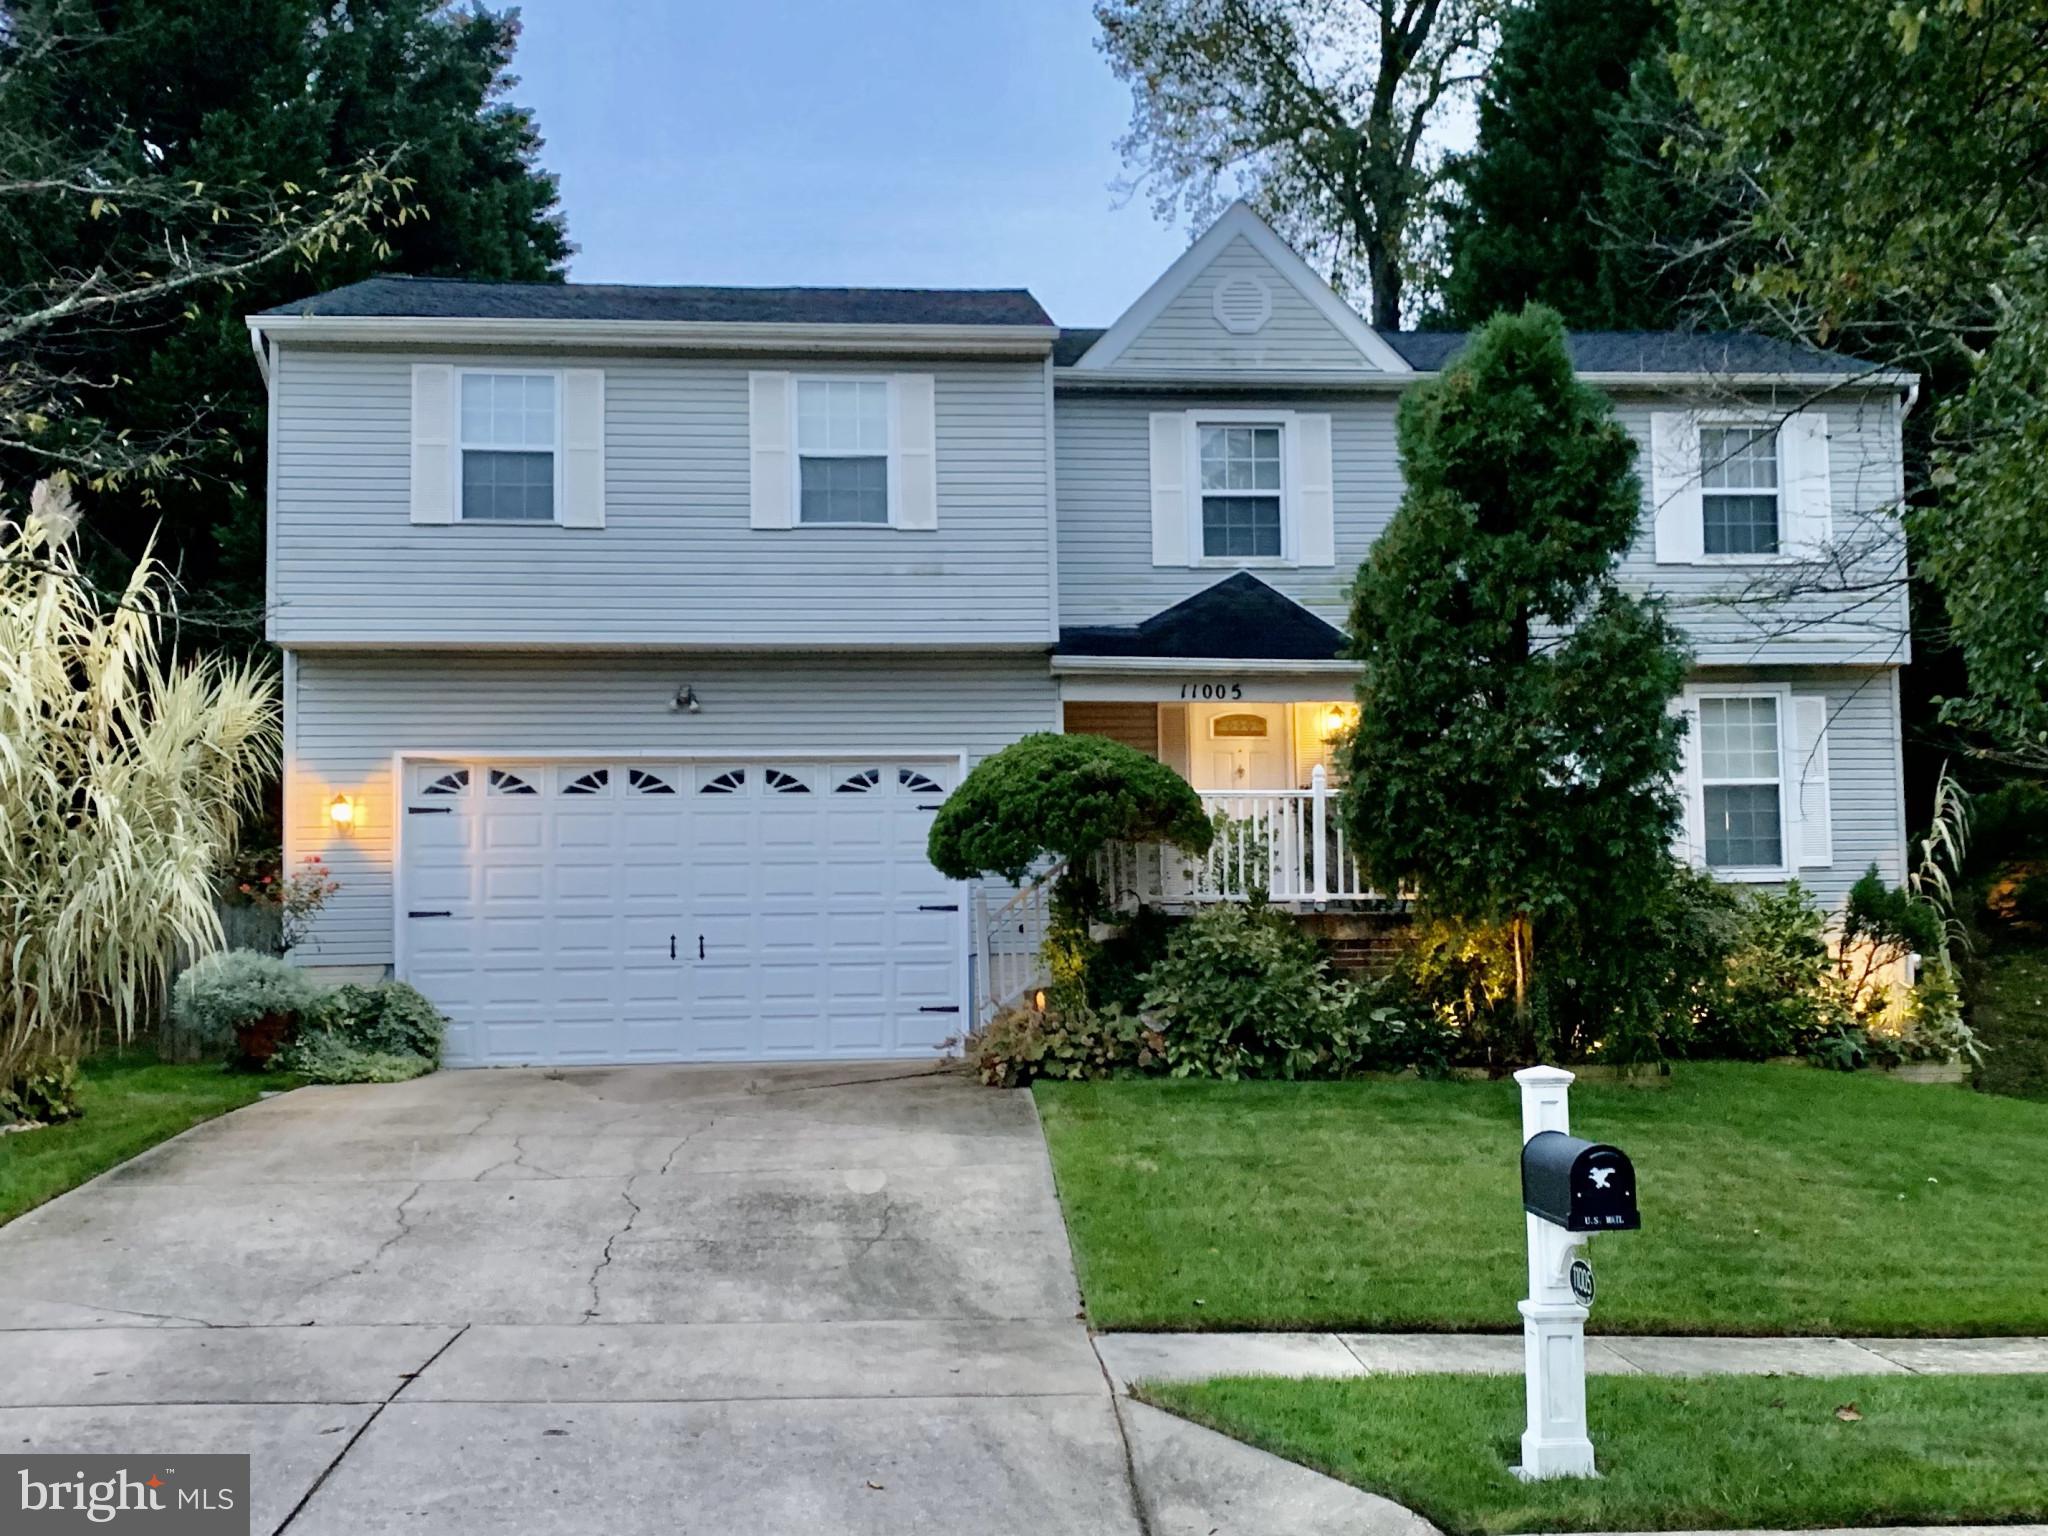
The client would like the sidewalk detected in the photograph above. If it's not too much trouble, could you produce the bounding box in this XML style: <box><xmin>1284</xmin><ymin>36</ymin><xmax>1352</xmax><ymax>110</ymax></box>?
<box><xmin>1095</xmin><ymin>1330</ymin><xmax>2048</xmax><ymax>1389</ymax></box>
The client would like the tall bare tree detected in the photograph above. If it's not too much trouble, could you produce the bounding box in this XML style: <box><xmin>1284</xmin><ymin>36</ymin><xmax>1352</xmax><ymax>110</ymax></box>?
<box><xmin>1096</xmin><ymin>0</ymin><xmax>1498</xmax><ymax>327</ymax></box>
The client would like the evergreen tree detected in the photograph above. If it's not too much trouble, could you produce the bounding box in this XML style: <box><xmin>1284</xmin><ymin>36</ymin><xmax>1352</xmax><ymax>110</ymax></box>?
<box><xmin>1339</xmin><ymin>306</ymin><xmax>1689</xmax><ymax>1058</ymax></box>
<box><xmin>0</xmin><ymin>0</ymin><xmax>569</xmax><ymax>637</ymax></box>
<box><xmin>1437</xmin><ymin>0</ymin><xmax>1729</xmax><ymax>330</ymax></box>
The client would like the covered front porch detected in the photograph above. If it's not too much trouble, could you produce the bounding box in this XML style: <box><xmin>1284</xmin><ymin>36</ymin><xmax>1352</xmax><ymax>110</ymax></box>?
<box><xmin>976</xmin><ymin>574</ymin><xmax>1402</xmax><ymax>1018</ymax></box>
<box><xmin>1052</xmin><ymin>571</ymin><xmax>1389</xmax><ymax>911</ymax></box>
<box><xmin>1064</xmin><ymin>695</ymin><xmax>1379</xmax><ymax>909</ymax></box>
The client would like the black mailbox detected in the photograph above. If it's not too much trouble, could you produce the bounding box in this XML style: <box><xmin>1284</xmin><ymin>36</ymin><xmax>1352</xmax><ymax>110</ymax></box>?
<box><xmin>1521</xmin><ymin>1131</ymin><xmax>1639</xmax><ymax>1233</ymax></box>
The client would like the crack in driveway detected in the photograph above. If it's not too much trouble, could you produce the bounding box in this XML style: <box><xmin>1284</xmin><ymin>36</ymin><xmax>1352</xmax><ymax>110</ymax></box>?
<box><xmin>655</xmin><ymin>1120</ymin><xmax>714</xmax><ymax>1178</ymax></box>
<box><xmin>580</xmin><ymin>1181</ymin><xmax>644</xmax><ymax>1323</ymax></box>
<box><xmin>271</xmin><ymin>1322</ymin><xmax>469</xmax><ymax>1534</ymax></box>
<box><xmin>294</xmin><ymin>1182</ymin><xmax>426</xmax><ymax>1309</ymax></box>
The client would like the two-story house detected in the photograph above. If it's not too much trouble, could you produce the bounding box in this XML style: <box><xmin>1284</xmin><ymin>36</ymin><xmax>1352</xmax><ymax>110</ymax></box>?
<box><xmin>249</xmin><ymin>204</ymin><xmax>1914</xmax><ymax>1069</ymax></box>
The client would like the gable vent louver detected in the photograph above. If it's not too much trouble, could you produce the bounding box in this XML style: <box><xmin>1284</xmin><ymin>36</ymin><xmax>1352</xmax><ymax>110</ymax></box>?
<box><xmin>1212</xmin><ymin>274</ymin><xmax>1273</xmax><ymax>335</ymax></box>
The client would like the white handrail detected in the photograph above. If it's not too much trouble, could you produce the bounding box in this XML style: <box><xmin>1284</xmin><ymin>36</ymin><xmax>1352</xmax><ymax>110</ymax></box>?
<box><xmin>976</xmin><ymin>861</ymin><xmax>1062</xmax><ymax>1021</ymax></box>
<box><xmin>1107</xmin><ymin>766</ymin><xmax>1383</xmax><ymax>906</ymax></box>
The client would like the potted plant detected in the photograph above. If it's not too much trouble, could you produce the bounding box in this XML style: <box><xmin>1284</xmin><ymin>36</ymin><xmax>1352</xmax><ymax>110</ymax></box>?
<box><xmin>170</xmin><ymin>950</ymin><xmax>322</xmax><ymax>1070</ymax></box>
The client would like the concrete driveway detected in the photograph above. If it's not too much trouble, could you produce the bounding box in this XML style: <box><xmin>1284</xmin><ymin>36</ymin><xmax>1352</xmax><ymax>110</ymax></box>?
<box><xmin>0</xmin><ymin>1063</ymin><xmax>1429</xmax><ymax>1536</ymax></box>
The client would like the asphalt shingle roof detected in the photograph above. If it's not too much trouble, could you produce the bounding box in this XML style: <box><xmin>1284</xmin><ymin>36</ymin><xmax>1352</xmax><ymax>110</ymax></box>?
<box><xmin>1377</xmin><ymin>328</ymin><xmax>1878</xmax><ymax>376</ymax></box>
<box><xmin>1053</xmin><ymin>326</ymin><xmax>1878</xmax><ymax>376</ymax></box>
<box><xmin>261</xmin><ymin>278</ymin><xmax>1877</xmax><ymax>376</ymax></box>
<box><xmin>261</xmin><ymin>275</ymin><xmax>1055</xmax><ymax>328</ymax></box>
<box><xmin>1057</xmin><ymin>573</ymin><xmax>1349</xmax><ymax>662</ymax></box>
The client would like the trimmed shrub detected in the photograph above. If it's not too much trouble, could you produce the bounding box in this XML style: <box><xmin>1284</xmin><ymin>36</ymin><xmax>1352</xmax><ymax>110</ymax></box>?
<box><xmin>170</xmin><ymin>950</ymin><xmax>322</xmax><ymax>1057</ymax></box>
<box><xmin>307</xmin><ymin>982</ymin><xmax>444</xmax><ymax>1061</ymax></box>
<box><xmin>927</xmin><ymin>732</ymin><xmax>1211</xmax><ymax>884</ymax></box>
<box><xmin>278</xmin><ymin>1032</ymin><xmax>437</xmax><ymax>1085</ymax></box>
<box><xmin>1341</xmin><ymin>978</ymin><xmax>1459</xmax><ymax>1075</ymax></box>
<box><xmin>1693</xmin><ymin>882</ymin><xmax>1851</xmax><ymax>1060</ymax></box>
<box><xmin>279</xmin><ymin>980</ymin><xmax>445</xmax><ymax>1084</ymax></box>
<box><xmin>1141</xmin><ymin>902</ymin><xmax>1354</xmax><ymax>1079</ymax></box>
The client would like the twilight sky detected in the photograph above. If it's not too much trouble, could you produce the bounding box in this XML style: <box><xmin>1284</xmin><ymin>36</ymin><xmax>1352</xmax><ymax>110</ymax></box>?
<box><xmin>507</xmin><ymin>0</ymin><xmax>1195</xmax><ymax>326</ymax></box>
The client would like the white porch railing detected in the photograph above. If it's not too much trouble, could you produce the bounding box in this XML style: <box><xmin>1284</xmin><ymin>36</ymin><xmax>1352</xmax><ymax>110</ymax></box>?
<box><xmin>975</xmin><ymin>862</ymin><xmax>1061</xmax><ymax>1021</ymax></box>
<box><xmin>1098</xmin><ymin>765</ymin><xmax>1383</xmax><ymax>908</ymax></box>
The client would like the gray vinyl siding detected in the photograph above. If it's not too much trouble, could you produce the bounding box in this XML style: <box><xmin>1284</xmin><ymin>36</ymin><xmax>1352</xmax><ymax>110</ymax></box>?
<box><xmin>1695</xmin><ymin>665</ymin><xmax>1906</xmax><ymax>909</ymax></box>
<box><xmin>1617</xmin><ymin>394</ymin><xmax>1910</xmax><ymax>667</ymax></box>
<box><xmin>286</xmin><ymin>650</ymin><xmax>1060</xmax><ymax>969</ymax></box>
<box><xmin>269</xmin><ymin>345</ymin><xmax>1053</xmax><ymax>647</ymax></box>
<box><xmin>1056</xmin><ymin>390</ymin><xmax>1395</xmax><ymax>626</ymax></box>
<box><xmin>1110</xmin><ymin>235</ymin><xmax>1377</xmax><ymax>373</ymax></box>
<box><xmin>1054</xmin><ymin>389</ymin><xmax>1909</xmax><ymax>668</ymax></box>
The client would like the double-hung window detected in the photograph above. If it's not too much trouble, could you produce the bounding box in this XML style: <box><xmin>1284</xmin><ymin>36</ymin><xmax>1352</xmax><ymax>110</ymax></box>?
<box><xmin>1198</xmin><ymin>423</ymin><xmax>1284</xmax><ymax>559</ymax></box>
<box><xmin>460</xmin><ymin>372</ymin><xmax>558</xmax><ymax>523</ymax></box>
<box><xmin>796</xmin><ymin>378</ymin><xmax>889</xmax><ymax>525</ymax></box>
<box><xmin>1699</xmin><ymin>426</ymin><xmax>1780</xmax><ymax>556</ymax></box>
<box><xmin>1699</xmin><ymin>694</ymin><xmax>1785</xmax><ymax>871</ymax></box>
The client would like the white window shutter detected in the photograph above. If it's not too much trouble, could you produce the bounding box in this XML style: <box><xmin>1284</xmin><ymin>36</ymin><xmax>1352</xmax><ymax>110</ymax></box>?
<box><xmin>1149</xmin><ymin>412</ymin><xmax>1190</xmax><ymax>567</ymax></box>
<box><xmin>1649</xmin><ymin>412</ymin><xmax>1702</xmax><ymax>565</ymax></box>
<box><xmin>1791</xmin><ymin>693</ymin><xmax>1834</xmax><ymax>868</ymax></box>
<box><xmin>409</xmin><ymin>364</ymin><xmax>456</xmax><ymax>525</ymax></box>
<box><xmin>1668</xmin><ymin>694</ymin><xmax>1703</xmax><ymax>866</ymax></box>
<box><xmin>890</xmin><ymin>374</ymin><xmax>938</xmax><ymax>530</ymax></box>
<box><xmin>559</xmin><ymin>369</ymin><xmax>605</xmax><ymax>528</ymax></box>
<box><xmin>748</xmin><ymin>371</ymin><xmax>794</xmax><ymax>529</ymax></box>
<box><xmin>1780</xmin><ymin>410</ymin><xmax>1833</xmax><ymax>556</ymax></box>
<box><xmin>1292</xmin><ymin>413</ymin><xmax>1335</xmax><ymax>566</ymax></box>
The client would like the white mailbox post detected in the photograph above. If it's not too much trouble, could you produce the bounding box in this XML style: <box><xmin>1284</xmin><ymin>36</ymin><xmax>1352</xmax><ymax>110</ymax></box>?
<box><xmin>1514</xmin><ymin>1065</ymin><xmax>1595</xmax><ymax>1479</ymax></box>
<box><xmin>1512</xmin><ymin>1066</ymin><xmax>1641</xmax><ymax>1480</ymax></box>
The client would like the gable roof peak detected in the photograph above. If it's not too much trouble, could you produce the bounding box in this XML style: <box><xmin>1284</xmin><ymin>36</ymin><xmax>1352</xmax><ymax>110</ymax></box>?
<box><xmin>1070</xmin><ymin>203</ymin><xmax>1412</xmax><ymax>375</ymax></box>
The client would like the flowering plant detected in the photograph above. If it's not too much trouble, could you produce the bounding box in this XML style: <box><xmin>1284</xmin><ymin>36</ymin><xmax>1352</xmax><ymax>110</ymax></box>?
<box><xmin>235</xmin><ymin>855</ymin><xmax>340</xmax><ymax>954</ymax></box>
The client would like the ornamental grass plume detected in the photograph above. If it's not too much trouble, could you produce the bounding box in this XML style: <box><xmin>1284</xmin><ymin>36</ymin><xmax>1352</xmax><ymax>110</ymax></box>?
<box><xmin>0</xmin><ymin>476</ymin><xmax>277</xmax><ymax>1080</ymax></box>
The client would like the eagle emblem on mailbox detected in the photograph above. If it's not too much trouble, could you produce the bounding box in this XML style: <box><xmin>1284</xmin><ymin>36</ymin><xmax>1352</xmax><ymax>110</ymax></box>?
<box><xmin>1521</xmin><ymin>1131</ymin><xmax>1641</xmax><ymax>1233</ymax></box>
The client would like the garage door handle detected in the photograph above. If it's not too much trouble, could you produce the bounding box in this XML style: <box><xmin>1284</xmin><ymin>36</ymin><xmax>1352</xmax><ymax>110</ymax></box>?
<box><xmin>670</xmin><ymin>935</ymin><xmax>676</xmax><ymax>960</ymax></box>
<box><xmin>919</xmin><ymin>1005</ymin><xmax>961</xmax><ymax>1014</ymax></box>
<box><xmin>407</xmin><ymin>806</ymin><xmax>451</xmax><ymax>816</ymax></box>
<box><xmin>699</xmin><ymin>935</ymin><xmax>706</xmax><ymax>960</ymax></box>
<box><xmin>408</xmin><ymin>910</ymin><xmax>451</xmax><ymax>919</ymax></box>
<box><xmin>918</xmin><ymin>903</ymin><xmax>959</xmax><ymax>912</ymax></box>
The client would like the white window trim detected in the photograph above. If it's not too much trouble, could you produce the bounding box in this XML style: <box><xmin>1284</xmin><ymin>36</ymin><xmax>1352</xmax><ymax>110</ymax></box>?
<box><xmin>1187</xmin><ymin>408</ymin><xmax>1298</xmax><ymax>568</ymax></box>
<box><xmin>453</xmin><ymin>367</ymin><xmax>565</xmax><ymax>526</ymax></box>
<box><xmin>1696</xmin><ymin>417</ymin><xmax>1797</xmax><ymax>566</ymax></box>
<box><xmin>791</xmin><ymin>373</ymin><xmax>898</xmax><ymax>530</ymax></box>
<box><xmin>1689</xmin><ymin>681</ymin><xmax>1796</xmax><ymax>882</ymax></box>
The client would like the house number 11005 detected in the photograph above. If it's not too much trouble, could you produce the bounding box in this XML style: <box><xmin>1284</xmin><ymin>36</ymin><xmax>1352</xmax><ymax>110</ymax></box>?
<box><xmin>1180</xmin><ymin>682</ymin><xmax>1245</xmax><ymax>700</ymax></box>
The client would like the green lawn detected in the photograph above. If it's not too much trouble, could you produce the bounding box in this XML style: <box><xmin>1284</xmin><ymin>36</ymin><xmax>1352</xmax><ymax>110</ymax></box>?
<box><xmin>1971</xmin><ymin>945</ymin><xmax>2048</xmax><ymax>1101</ymax></box>
<box><xmin>1035</xmin><ymin>1063</ymin><xmax>2048</xmax><ymax>1334</ymax></box>
<box><xmin>1141</xmin><ymin>1373</ymin><xmax>2048</xmax><ymax>1534</ymax></box>
<box><xmin>0</xmin><ymin>1055</ymin><xmax>290</xmax><ymax>1227</ymax></box>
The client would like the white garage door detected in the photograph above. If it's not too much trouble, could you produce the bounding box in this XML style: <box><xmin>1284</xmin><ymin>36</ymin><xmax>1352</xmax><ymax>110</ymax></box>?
<box><xmin>400</xmin><ymin>758</ymin><xmax>965</xmax><ymax>1066</ymax></box>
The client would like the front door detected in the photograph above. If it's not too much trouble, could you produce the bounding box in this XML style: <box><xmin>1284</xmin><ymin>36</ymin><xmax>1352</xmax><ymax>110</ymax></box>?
<box><xmin>1189</xmin><ymin>703</ymin><xmax>1290</xmax><ymax>792</ymax></box>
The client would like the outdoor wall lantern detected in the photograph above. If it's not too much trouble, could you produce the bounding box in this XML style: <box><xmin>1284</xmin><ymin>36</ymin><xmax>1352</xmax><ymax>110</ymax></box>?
<box><xmin>669</xmin><ymin>685</ymin><xmax>702</xmax><ymax>715</ymax></box>
<box><xmin>328</xmin><ymin>794</ymin><xmax>356</xmax><ymax>832</ymax></box>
